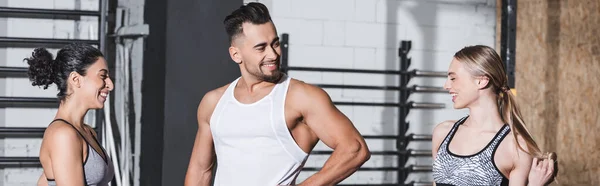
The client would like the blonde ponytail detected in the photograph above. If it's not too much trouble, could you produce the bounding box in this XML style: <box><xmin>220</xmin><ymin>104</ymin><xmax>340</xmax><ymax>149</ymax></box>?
<box><xmin>498</xmin><ymin>88</ymin><xmax>543</xmax><ymax>157</ymax></box>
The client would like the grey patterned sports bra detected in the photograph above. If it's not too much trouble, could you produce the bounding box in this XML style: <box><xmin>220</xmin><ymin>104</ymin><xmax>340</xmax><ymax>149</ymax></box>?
<box><xmin>46</xmin><ymin>119</ymin><xmax>115</xmax><ymax>186</ymax></box>
<box><xmin>432</xmin><ymin>116</ymin><xmax>510</xmax><ymax>186</ymax></box>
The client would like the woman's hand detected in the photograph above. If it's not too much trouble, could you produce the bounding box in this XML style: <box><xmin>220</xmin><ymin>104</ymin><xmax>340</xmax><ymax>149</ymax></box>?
<box><xmin>528</xmin><ymin>157</ymin><xmax>555</xmax><ymax>186</ymax></box>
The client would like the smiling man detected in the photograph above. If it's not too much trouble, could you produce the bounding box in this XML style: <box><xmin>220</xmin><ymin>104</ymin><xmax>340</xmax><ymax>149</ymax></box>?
<box><xmin>183</xmin><ymin>2</ymin><xmax>370</xmax><ymax>186</ymax></box>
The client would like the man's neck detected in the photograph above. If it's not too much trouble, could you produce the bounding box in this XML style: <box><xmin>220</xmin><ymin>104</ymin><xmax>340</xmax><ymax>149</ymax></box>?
<box><xmin>238</xmin><ymin>76</ymin><xmax>276</xmax><ymax>93</ymax></box>
<box><xmin>237</xmin><ymin>72</ymin><xmax>283</xmax><ymax>93</ymax></box>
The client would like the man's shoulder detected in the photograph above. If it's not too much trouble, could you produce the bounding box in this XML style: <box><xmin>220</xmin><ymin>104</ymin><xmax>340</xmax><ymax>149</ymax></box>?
<box><xmin>199</xmin><ymin>83</ymin><xmax>231</xmax><ymax>108</ymax></box>
<box><xmin>206</xmin><ymin>83</ymin><xmax>230</xmax><ymax>98</ymax></box>
<box><xmin>287</xmin><ymin>78</ymin><xmax>331</xmax><ymax>105</ymax></box>
<box><xmin>288</xmin><ymin>78</ymin><xmax>322</xmax><ymax>93</ymax></box>
<box><xmin>197</xmin><ymin>83</ymin><xmax>233</xmax><ymax>121</ymax></box>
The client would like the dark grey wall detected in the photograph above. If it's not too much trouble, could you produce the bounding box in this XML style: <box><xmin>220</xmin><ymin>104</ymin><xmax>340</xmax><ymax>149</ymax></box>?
<box><xmin>141</xmin><ymin>0</ymin><xmax>241</xmax><ymax>185</ymax></box>
<box><xmin>162</xmin><ymin>0</ymin><xmax>242</xmax><ymax>185</ymax></box>
<box><xmin>140</xmin><ymin>0</ymin><xmax>166</xmax><ymax>185</ymax></box>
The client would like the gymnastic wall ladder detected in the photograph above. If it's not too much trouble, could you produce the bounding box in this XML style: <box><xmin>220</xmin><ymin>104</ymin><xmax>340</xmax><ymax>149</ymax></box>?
<box><xmin>280</xmin><ymin>33</ymin><xmax>447</xmax><ymax>186</ymax></box>
<box><xmin>0</xmin><ymin>0</ymin><xmax>121</xmax><ymax>184</ymax></box>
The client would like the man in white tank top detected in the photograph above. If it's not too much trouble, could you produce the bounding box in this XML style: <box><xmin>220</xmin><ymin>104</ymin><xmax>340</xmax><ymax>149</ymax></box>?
<box><xmin>184</xmin><ymin>2</ymin><xmax>371</xmax><ymax>186</ymax></box>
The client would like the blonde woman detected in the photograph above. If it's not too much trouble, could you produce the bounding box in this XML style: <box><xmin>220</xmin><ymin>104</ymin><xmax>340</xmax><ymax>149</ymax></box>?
<box><xmin>432</xmin><ymin>45</ymin><xmax>556</xmax><ymax>186</ymax></box>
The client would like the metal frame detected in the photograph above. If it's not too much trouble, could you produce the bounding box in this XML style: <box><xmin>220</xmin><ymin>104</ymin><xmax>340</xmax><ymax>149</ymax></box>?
<box><xmin>0</xmin><ymin>127</ymin><xmax>45</xmax><ymax>138</ymax></box>
<box><xmin>501</xmin><ymin>0</ymin><xmax>517</xmax><ymax>88</ymax></box>
<box><xmin>0</xmin><ymin>7</ymin><xmax>100</xmax><ymax>17</ymax></box>
<box><xmin>395</xmin><ymin>40</ymin><xmax>448</xmax><ymax>183</ymax></box>
<box><xmin>0</xmin><ymin>66</ymin><xmax>27</xmax><ymax>77</ymax></box>
<box><xmin>0</xmin><ymin>157</ymin><xmax>40</xmax><ymax>167</ymax></box>
<box><xmin>0</xmin><ymin>0</ymin><xmax>111</xmax><ymax>169</ymax></box>
<box><xmin>311</xmin><ymin>149</ymin><xmax>431</xmax><ymax>156</ymax></box>
<box><xmin>280</xmin><ymin>34</ymin><xmax>444</xmax><ymax>185</ymax></box>
<box><xmin>0</xmin><ymin>96</ymin><xmax>58</xmax><ymax>108</ymax></box>
<box><xmin>109</xmin><ymin>0</ymin><xmax>150</xmax><ymax>185</ymax></box>
<box><xmin>0</xmin><ymin>37</ymin><xmax>99</xmax><ymax>48</ymax></box>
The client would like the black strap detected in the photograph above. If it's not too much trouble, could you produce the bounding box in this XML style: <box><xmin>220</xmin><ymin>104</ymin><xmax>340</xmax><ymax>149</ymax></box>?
<box><xmin>46</xmin><ymin>119</ymin><xmax>90</xmax><ymax>185</ymax></box>
<box><xmin>89</xmin><ymin>131</ymin><xmax>109</xmax><ymax>164</ymax></box>
<box><xmin>53</xmin><ymin>119</ymin><xmax>108</xmax><ymax>164</ymax></box>
<box><xmin>489</xmin><ymin>124</ymin><xmax>511</xmax><ymax>151</ymax></box>
<box><xmin>446</xmin><ymin>116</ymin><xmax>469</xmax><ymax>141</ymax></box>
<box><xmin>51</xmin><ymin>119</ymin><xmax>87</xmax><ymax>140</ymax></box>
<box><xmin>436</xmin><ymin>116</ymin><xmax>468</xmax><ymax>151</ymax></box>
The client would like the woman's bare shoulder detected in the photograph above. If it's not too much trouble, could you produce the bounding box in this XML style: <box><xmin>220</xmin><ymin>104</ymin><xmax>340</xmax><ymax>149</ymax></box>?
<box><xmin>433</xmin><ymin>120</ymin><xmax>456</xmax><ymax>139</ymax></box>
<box><xmin>43</xmin><ymin>121</ymin><xmax>83</xmax><ymax>146</ymax></box>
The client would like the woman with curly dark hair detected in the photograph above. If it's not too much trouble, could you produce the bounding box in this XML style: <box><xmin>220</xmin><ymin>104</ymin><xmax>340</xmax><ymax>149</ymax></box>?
<box><xmin>26</xmin><ymin>43</ymin><xmax>115</xmax><ymax>186</ymax></box>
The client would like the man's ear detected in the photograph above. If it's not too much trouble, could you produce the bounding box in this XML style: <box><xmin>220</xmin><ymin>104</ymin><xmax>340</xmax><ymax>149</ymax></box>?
<box><xmin>476</xmin><ymin>76</ymin><xmax>490</xmax><ymax>89</ymax></box>
<box><xmin>229</xmin><ymin>46</ymin><xmax>242</xmax><ymax>64</ymax></box>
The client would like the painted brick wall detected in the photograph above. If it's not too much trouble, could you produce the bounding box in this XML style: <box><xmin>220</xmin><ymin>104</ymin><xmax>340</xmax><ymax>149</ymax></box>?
<box><xmin>244</xmin><ymin>0</ymin><xmax>496</xmax><ymax>184</ymax></box>
<box><xmin>0</xmin><ymin>0</ymin><xmax>497</xmax><ymax>184</ymax></box>
<box><xmin>0</xmin><ymin>0</ymin><xmax>99</xmax><ymax>185</ymax></box>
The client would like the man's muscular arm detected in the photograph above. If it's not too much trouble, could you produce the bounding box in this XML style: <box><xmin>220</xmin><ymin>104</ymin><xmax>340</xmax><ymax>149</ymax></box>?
<box><xmin>294</xmin><ymin>82</ymin><xmax>371</xmax><ymax>186</ymax></box>
<box><xmin>184</xmin><ymin>90</ymin><xmax>221</xmax><ymax>186</ymax></box>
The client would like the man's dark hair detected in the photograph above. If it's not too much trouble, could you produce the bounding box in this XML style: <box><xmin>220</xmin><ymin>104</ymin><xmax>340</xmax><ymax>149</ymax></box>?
<box><xmin>223</xmin><ymin>2</ymin><xmax>272</xmax><ymax>43</ymax></box>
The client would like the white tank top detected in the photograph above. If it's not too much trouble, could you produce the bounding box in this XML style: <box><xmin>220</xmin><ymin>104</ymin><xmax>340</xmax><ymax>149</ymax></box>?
<box><xmin>209</xmin><ymin>74</ymin><xmax>309</xmax><ymax>186</ymax></box>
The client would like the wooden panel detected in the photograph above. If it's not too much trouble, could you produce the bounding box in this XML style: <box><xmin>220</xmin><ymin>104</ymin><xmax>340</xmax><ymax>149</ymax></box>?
<box><xmin>556</xmin><ymin>0</ymin><xmax>600</xmax><ymax>185</ymax></box>
<box><xmin>515</xmin><ymin>0</ymin><xmax>600</xmax><ymax>185</ymax></box>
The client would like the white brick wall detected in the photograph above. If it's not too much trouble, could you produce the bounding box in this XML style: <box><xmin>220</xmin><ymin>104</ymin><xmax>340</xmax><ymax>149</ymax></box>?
<box><xmin>246</xmin><ymin>0</ymin><xmax>496</xmax><ymax>184</ymax></box>
<box><xmin>1</xmin><ymin>0</ymin><xmax>497</xmax><ymax>184</ymax></box>
<box><xmin>1</xmin><ymin>0</ymin><xmax>99</xmax><ymax>185</ymax></box>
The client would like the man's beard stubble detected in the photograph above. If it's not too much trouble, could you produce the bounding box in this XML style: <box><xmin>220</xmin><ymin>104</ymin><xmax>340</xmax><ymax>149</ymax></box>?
<box><xmin>247</xmin><ymin>65</ymin><xmax>283</xmax><ymax>83</ymax></box>
<box><xmin>259</xmin><ymin>69</ymin><xmax>283</xmax><ymax>83</ymax></box>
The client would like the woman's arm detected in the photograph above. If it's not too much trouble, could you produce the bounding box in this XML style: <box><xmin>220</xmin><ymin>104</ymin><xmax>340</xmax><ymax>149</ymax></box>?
<box><xmin>431</xmin><ymin>121</ymin><xmax>455</xmax><ymax>160</ymax></box>
<box><xmin>431</xmin><ymin>121</ymin><xmax>454</xmax><ymax>186</ymax></box>
<box><xmin>508</xmin><ymin>135</ymin><xmax>534</xmax><ymax>186</ymax></box>
<box><xmin>37</xmin><ymin>173</ymin><xmax>47</xmax><ymax>186</ymax></box>
<box><xmin>45</xmin><ymin>124</ymin><xmax>86</xmax><ymax>186</ymax></box>
<box><xmin>508</xmin><ymin>136</ymin><xmax>556</xmax><ymax>186</ymax></box>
